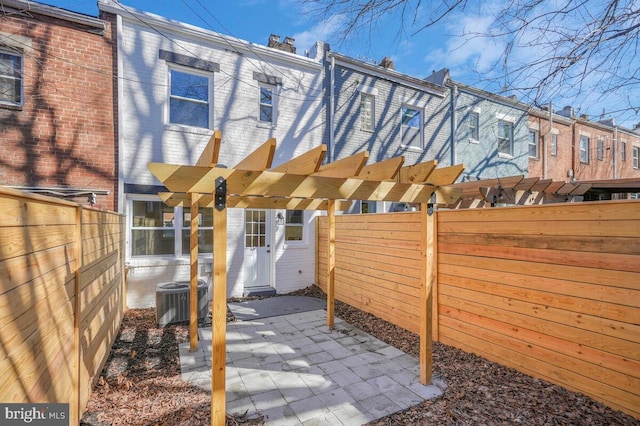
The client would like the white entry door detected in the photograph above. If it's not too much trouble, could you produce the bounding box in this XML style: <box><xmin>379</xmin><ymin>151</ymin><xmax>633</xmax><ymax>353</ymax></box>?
<box><xmin>244</xmin><ymin>209</ymin><xmax>272</xmax><ymax>289</ymax></box>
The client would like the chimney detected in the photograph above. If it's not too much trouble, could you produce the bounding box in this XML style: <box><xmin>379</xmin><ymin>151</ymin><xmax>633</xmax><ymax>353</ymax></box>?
<box><xmin>267</xmin><ymin>34</ymin><xmax>296</xmax><ymax>54</ymax></box>
<box><xmin>634</xmin><ymin>122</ymin><xmax>640</xmax><ymax>131</ymax></box>
<box><xmin>556</xmin><ymin>105</ymin><xmax>574</xmax><ymax>118</ymax></box>
<box><xmin>379</xmin><ymin>57</ymin><xmax>394</xmax><ymax>70</ymax></box>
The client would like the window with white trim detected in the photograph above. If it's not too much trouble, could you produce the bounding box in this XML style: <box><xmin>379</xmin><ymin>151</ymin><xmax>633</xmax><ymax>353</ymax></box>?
<box><xmin>285</xmin><ymin>210</ymin><xmax>304</xmax><ymax>242</ymax></box>
<box><xmin>497</xmin><ymin>120</ymin><xmax>514</xmax><ymax>156</ymax></box>
<box><xmin>0</xmin><ymin>50</ymin><xmax>22</xmax><ymax>106</ymax></box>
<box><xmin>259</xmin><ymin>83</ymin><xmax>275</xmax><ymax>124</ymax></box>
<box><xmin>360</xmin><ymin>201</ymin><xmax>377</xmax><ymax>214</ymax></box>
<box><xmin>579</xmin><ymin>135</ymin><xmax>590</xmax><ymax>163</ymax></box>
<box><xmin>169</xmin><ymin>68</ymin><xmax>211</xmax><ymax>128</ymax></box>
<box><xmin>361</xmin><ymin>93</ymin><xmax>374</xmax><ymax>131</ymax></box>
<box><xmin>468</xmin><ymin>111</ymin><xmax>479</xmax><ymax>141</ymax></box>
<box><xmin>130</xmin><ymin>199</ymin><xmax>212</xmax><ymax>257</ymax></box>
<box><xmin>550</xmin><ymin>133</ymin><xmax>558</xmax><ymax>156</ymax></box>
<box><xmin>634</xmin><ymin>146</ymin><xmax>639</xmax><ymax>169</ymax></box>
<box><xmin>401</xmin><ymin>106</ymin><xmax>422</xmax><ymax>148</ymax></box>
<box><xmin>528</xmin><ymin>129</ymin><xmax>539</xmax><ymax>158</ymax></box>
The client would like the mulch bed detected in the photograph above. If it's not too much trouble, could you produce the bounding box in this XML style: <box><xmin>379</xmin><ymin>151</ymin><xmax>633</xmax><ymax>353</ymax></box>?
<box><xmin>81</xmin><ymin>286</ymin><xmax>638</xmax><ymax>425</ymax></box>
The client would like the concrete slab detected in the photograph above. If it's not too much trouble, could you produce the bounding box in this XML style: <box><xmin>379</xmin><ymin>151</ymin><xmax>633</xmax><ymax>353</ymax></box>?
<box><xmin>228</xmin><ymin>296</ymin><xmax>326</xmax><ymax>321</ymax></box>
<box><xmin>180</xmin><ymin>298</ymin><xmax>445</xmax><ymax>425</ymax></box>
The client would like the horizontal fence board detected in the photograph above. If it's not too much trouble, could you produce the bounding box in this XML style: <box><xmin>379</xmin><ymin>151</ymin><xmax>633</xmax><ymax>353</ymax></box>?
<box><xmin>439</xmin><ymin>272</ymin><xmax>638</xmax><ymax>324</ymax></box>
<box><xmin>439</xmin><ymin>283</ymin><xmax>640</xmax><ymax>355</ymax></box>
<box><xmin>440</xmin><ymin>264</ymin><xmax>640</xmax><ymax>309</ymax></box>
<box><xmin>437</xmin><ymin>200</ymin><xmax>640</xmax><ymax>222</ymax></box>
<box><xmin>439</xmin><ymin>233</ymin><xmax>640</xmax><ymax>256</ymax></box>
<box><xmin>439</xmin><ymin>294</ymin><xmax>640</xmax><ymax>374</ymax></box>
<box><xmin>439</xmin><ymin>252</ymin><xmax>639</xmax><ymax>290</ymax></box>
<box><xmin>336</xmin><ymin>260</ymin><xmax>422</xmax><ymax>293</ymax></box>
<box><xmin>0</xmin><ymin>243</ymin><xmax>78</xmax><ymax>295</ymax></box>
<box><xmin>335</xmin><ymin>234</ymin><xmax>422</xmax><ymax>251</ymax></box>
<box><xmin>337</xmin><ymin>250</ymin><xmax>422</xmax><ymax>280</ymax></box>
<box><xmin>439</xmin><ymin>242</ymin><xmax>640</xmax><ymax>273</ymax></box>
<box><xmin>0</xmin><ymin>196</ymin><xmax>76</xmax><ymax>227</ymax></box>
<box><xmin>439</xmin><ymin>219</ymin><xmax>639</xmax><ymax>237</ymax></box>
<box><xmin>0</xmin><ymin>225</ymin><xmax>76</xmax><ymax>261</ymax></box>
<box><xmin>441</xmin><ymin>306</ymin><xmax>639</xmax><ymax>384</ymax></box>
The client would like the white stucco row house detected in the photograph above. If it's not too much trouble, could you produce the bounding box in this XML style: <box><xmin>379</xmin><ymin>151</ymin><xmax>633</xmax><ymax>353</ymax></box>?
<box><xmin>98</xmin><ymin>0</ymin><xmax>329</xmax><ymax>305</ymax></box>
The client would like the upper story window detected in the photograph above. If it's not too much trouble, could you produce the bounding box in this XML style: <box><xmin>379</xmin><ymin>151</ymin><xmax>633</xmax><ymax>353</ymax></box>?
<box><xmin>621</xmin><ymin>141</ymin><xmax>627</xmax><ymax>161</ymax></box>
<box><xmin>550</xmin><ymin>133</ymin><xmax>558</xmax><ymax>156</ymax></box>
<box><xmin>528</xmin><ymin>129</ymin><xmax>539</xmax><ymax>158</ymax></box>
<box><xmin>361</xmin><ymin>93</ymin><xmax>374</xmax><ymax>131</ymax></box>
<box><xmin>169</xmin><ymin>68</ymin><xmax>210</xmax><ymax>128</ymax></box>
<box><xmin>634</xmin><ymin>146</ymin><xmax>639</xmax><ymax>169</ymax></box>
<box><xmin>579</xmin><ymin>135</ymin><xmax>590</xmax><ymax>163</ymax></box>
<box><xmin>259</xmin><ymin>84</ymin><xmax>275</xmax><ymax>124</ymax></box>
<box><xmin>401</xmin><ymin>106</ymin><xmax>422</xmax><ymax>149</ymax></box>
<box><xmin>285</xmin><ymin>210</ymin><xmax>304</xmax><ymax>242</ymax></box>
<box><xmin>0</xmin><ymin>51</ymin><xmax>23</xmax><ymax>106</ymax></box>
<box><xmin>597</xmin><ymin>137</ymin><xmax>604</xmax><ymax>161</ymax></box>
<box><xmin>468</xmin><ymin>111</ymin><xmax>479</xmax><ymax>141</ymax></box>
<box><xmin>497</xmin><ymin>120</ymin><xmax>514</xmax><ymax>156</ymax></box>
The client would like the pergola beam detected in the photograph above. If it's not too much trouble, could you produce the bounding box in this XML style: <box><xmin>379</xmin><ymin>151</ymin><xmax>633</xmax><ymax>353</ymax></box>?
<box><xmin>195</xmin><ymin>130</ymin><xmax>222</xmax><ymax>167</ymax></box>
<box><xmin>159</xmin><ymin>192</ymin><xmax>352</xmax><ymax>210</ymax></box>
<box><xmin>148</xmin><ymin>163</ymin><xmax>441</xmax><ymax>203</ymax></box>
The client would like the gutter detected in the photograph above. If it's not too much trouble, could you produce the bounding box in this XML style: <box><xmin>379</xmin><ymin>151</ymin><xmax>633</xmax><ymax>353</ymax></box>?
<box><xmin>1</xmin><ymin>0</ymin><xmax>105</xmax><ymax>32</ymax></box>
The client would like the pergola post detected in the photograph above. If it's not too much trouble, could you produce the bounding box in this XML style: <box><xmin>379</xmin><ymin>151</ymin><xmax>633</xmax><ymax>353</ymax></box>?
<box><xmin>211</xmin><ymin>188</ymin><xmax>227</xmax><ymax>426</ymax></box>
<box><xmin>326</xmin><ymin>199</ymin><xmax>336</xmax><ymax>328</ymax></box>
<box><xmin>190</xmin><ymin>192</ymin><xmax>200</xmax><ymax>352</ymax></box>
<box><xmin>420</xmin><ymin>203</ymin><xmax>435</xmax><ymax>385</ymax></box>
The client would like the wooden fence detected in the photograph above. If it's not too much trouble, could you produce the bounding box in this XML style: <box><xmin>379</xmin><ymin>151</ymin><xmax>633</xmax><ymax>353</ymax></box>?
<box><xmin>0</xmin><ymin>186</ymin><xmax>125</xmax><ymax>425</ymax></box>
<box><xmin>317</xmin><ymin>200</ymin><xmax>640</xmax><ymax>419</ymax></box>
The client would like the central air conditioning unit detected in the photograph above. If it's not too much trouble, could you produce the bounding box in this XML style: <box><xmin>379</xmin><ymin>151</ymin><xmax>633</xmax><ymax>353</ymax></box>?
<box><xmin>156</xmin><ymin>280</ymin><xmax>208</xmax><ymax>326</ymax></box>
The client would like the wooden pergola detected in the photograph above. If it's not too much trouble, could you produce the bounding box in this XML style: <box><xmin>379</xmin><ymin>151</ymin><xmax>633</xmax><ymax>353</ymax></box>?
<box><xmin>148</xmin><ymin>130</ymin><xmax>465</xmax><ymax>425</ymax></box>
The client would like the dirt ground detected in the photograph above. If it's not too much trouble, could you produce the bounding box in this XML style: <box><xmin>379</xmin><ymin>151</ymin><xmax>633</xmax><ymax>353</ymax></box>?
<box><xmin>81</xmin><ymin>286</ymin><xmax>638</xmax><ymax>425</ymax></box>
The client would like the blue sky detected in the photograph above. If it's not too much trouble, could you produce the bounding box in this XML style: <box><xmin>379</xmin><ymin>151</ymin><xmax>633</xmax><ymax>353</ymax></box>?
<box><xmin>42</xmin><ymin>0</ymin><xmax>639</xmax><ymax>129</ymax></box>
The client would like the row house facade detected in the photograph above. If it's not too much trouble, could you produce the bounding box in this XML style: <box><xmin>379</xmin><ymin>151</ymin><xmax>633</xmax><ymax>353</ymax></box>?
<box><xmin>528</xmin><ymin>106</ymin><xmax>640</xmax><ymax>196</ymax></box>
<box><xmin>0</xmin><ymin>0</ymin><xmax>117</xmax><ymax>209</ymax></box>
<box><xmin>98</xmin><ymin>0</ymin><xmax>327</xmax><ymax>304</ymax></box>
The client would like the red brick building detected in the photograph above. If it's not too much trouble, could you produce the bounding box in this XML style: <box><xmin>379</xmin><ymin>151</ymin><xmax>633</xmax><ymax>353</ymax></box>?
<box><xmin>529</xmin><ymin>106</ymin><xmax>640</xmax><ymax>187</ymax></box>
<box><xmin>0</xmin><ymin>0</ymin><xmax>117</xmax><ymax>210</ymax></box>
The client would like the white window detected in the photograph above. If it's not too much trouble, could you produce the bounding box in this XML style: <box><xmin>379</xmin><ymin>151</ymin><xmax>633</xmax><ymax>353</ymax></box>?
<box><xmin>580</xmin><ymin>135</ymin><xmax>590</xmax><ymax>163</ymax></box>
<box><xmin>468</xmin><ymin>111</ymin><xmax>479</xmax><ymax>141</ymax></box>
<box><xmin>550</xmin><ymin>133</ymin><xmax>558</xmax><ymax>156</ymax></box>
<box><xmin>597</xmin><ymin>137</ymin><xmax>604</xmax><ymax>161</ymax></box>
<box><xmin>360</xmin><ymin>201</ymin><xmax>377</xmax><ymax>214</ymax></box>
<box><xmin>130</xmin><ymin>199</ymin><xmax>212</xmax><ymax>257</ymax></box>
<box><xmin>361</xmin><ymin>93</ymin><xmax>374</xmax><ymax>131</ymax></box>
<box><xmin>634</xmin><ymin>146</ymin><xmax>639</xmax><ymax>169</ymax></box>
<box><xmin>259</xmin><ymin>83</ymin><xmax>275</xmax><ymax>124</ymax></box>
<box><xmin>285</xmin><ymin>210</ymin><xmax>304</xmax><ymax>242</ymax></box>
<box><xmin>621</xmin><ymin>141</ymin><xmax>627</xmax><ymax>161</ymax></box>
<box><xmin>169</xmin><ymin>68</ymin><xmax>211</xmax><ymax>128</ymax></box>
<box><xmin>497</xmin><ymin>120</ymin><xmax>514</xmax><ymax>156</ymax></box>
<box><xmin>401</xmin><ymin>106</ymin><xmax>422</xmax><ymax>148</ymax></box>
<box><xmin>528</xmin><ymin>130</ymin><xmax>539</xmax><ymax>158</ymax></box>
<box><xmin>0</xmin><ymin>50</ymin><xmax>22</xmax><ymax>106</ymax></box>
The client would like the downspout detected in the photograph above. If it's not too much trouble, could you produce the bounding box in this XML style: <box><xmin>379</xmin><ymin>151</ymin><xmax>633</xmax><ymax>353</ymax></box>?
<box><xmin>329</xmin><ymin>54</ymin><xmax>335</xmax><ymax>163</ymax></box>
<box><xmin>116</xmin><ymin>13</ymin><xmax>125</xmax><ymax>214</ymax></box>
<box><xmin>545</xmin><ymin>102</ymin><xmax>552</xmax><ymax>179</ymax></box>
<box><xmin>571</xmin><ymin>119</ymin><xmax>576</xmax><ymax>181</ymax></box>
<box><xmin>613</xmin><ymin>124</ymin><xmax>618</xmax><ymax>179</ymax></box>
<box><xmin>450</xmin><ymin>84</ymin><xmax>458</xmax><ymax>166</ymax></box>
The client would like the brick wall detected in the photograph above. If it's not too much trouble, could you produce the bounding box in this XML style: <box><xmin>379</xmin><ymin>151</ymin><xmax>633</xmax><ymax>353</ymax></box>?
<box><xmin>0</xmin><ymin>11</ymin><xmax>117</xmax><ymax>210</ymax></box>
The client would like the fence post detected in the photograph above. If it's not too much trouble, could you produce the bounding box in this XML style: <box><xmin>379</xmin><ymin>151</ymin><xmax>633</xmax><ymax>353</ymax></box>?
<box><xmin>326</xmin><ymin>200</ymin><xmax>336</xmax><ymax>328</ymax></box>
<box><xmin>189</xmin><ymin>193</ymin><xmax>201</xmax><ymax>352</ymax></box>
<box><xmin>72</xmin><ymin>204</ymin><xmax>82</xmax><ymax>425</ymax></box>
<box><xmin>420</xmin><ymin>203</ymin><xmax>435</xmax><ymax>385</ymax></box>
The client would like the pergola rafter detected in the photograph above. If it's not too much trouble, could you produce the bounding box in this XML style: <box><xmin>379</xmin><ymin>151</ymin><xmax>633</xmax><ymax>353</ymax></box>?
<box><xmin>148</xmin><ymin>131</ymin><xmax>465</xmax><ymax>425</ymax></box>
